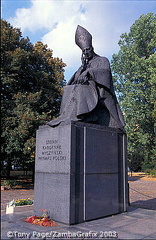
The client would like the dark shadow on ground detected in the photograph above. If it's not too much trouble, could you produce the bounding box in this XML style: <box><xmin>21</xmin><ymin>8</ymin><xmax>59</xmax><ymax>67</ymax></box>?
<box><xmin>128</xmin><ymin>173</ymin><xmax>156</xmax><ymax>182</ymax></box>
<box><xmin>128</xmin><ymin>173</ymin><xmax>147</xmax><ymax>181</ymax></box>
<box><xmin>130</xmin><ymin>198</ymin><xmax>156</xmax><ymax>210</ymax></box>
<box><xmin>16</xmin><ymin>182</ymin><xmax>34</xmax><ymax>190</ymax></box>
<box><xmin>128</xmin><ymin>176</ymin><xmax>141</xmax><ymax>181</ymax></box>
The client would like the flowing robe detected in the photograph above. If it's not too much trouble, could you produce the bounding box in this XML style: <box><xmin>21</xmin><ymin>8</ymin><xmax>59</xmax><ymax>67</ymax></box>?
<box><xmin>47</xmin><ymin>54</ymin><xmax>125</xmax><ymax>130</ymax></box>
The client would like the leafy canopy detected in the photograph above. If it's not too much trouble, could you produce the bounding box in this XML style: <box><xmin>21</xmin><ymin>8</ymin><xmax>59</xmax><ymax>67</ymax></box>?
<box><xmin>111</xmin><ymin>13</ymin><xmax>156</xmax><ymax>171</ymax></box>
<box><xmin>1</xmin><ymin>19</ymin><xmax>66</xmax><ymax>171</ymax></box>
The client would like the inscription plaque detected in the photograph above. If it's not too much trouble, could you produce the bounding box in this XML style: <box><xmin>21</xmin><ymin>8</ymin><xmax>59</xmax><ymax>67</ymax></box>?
<box><xmin>35</xmin><ymin>125</ymin><xmax>71</xmax><ymax>174</ymax></box>
<box><xmin>38</xmin><ymin>140</ymin><xmax>66</xmax><ymax>161</ymax></box>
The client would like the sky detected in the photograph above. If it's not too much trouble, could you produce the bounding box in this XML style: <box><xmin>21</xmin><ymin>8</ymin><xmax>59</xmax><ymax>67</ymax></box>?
<box><xmin>1</xmin><ymin>0</ymin><xmax>156</xmax><ymax>81</ymax></box>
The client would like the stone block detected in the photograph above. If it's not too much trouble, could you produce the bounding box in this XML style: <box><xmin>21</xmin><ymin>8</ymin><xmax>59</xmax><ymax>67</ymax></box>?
<box><xmin>34</xmin><ymin>122</ymin><xmax>128</xmax><ymax>224</ymax></box>
<box><xmin>34</xmin><ymin>172</ymin><xmax>71</xmax><ymax>223</ymax></box>
<box><xmin>35</xmin><ymin>124</ymin><xmax>71</xmax><ymax>174</ymax></box>
<box><xmin>85</xmin><ymin>127</ymin><xmax>118</xmax><ymax>173</ymax></box>
<box><xmin>85</xmin><ymin>174</ymin><xmax>119</xmax><ymax>220</ymax></box>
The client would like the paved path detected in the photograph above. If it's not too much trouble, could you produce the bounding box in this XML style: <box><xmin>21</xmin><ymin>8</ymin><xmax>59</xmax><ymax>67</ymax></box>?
<box><xmin>1</xmin><ymin>189</ymin><xmax>34</xmax><ymax>212</ymax></box>
<box><xmin>1</xmin><ymin>207</ymin><xmax>156</xmax><ymax>239</ymax></box>
<box><xmin>2</xmin><ymin>179</ymin><xmax>156</xmax><ymax>212</ymax></box>
<box><xmin>1</xmin><ymin>178</ymin><xmax>156</xmax><ymax>239</ymax></box>
<box><xmin>129</xmin><ymin>180</ymin><xmax>156</xmax><ymax>210</ymax></box>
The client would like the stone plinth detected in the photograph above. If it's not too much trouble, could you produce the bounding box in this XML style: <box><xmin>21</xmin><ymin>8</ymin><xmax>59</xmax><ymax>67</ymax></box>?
<box><xmin>34</xmin><ymin>121</ymin><xmax>128</xmax><ymax>224</ymax></box>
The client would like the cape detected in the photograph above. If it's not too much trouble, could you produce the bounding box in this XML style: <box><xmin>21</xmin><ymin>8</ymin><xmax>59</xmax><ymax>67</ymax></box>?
<box><xmin>47</xmin><ymin>54</ymin><xmax>125</xmax><ymax>130</ymax></box>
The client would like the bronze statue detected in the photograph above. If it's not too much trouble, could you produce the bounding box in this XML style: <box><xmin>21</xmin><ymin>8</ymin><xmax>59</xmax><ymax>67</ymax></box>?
<box><xmin>47</xmin><ymin>25</ymin><xmax>125</xmax><ymax>130</ymax></box>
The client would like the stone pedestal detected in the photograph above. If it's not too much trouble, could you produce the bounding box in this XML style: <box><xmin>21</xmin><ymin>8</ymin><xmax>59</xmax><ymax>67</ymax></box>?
<box><xmin>34</xmin><ymin>121</ymin><xmax>128</xmax><ymax>224</ymax></box>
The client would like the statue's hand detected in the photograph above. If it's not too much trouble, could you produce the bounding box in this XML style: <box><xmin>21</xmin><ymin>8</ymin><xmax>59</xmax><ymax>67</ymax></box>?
<box><xmin>81</xmin><ymin>54</ymin><xmax>88</xmax><ymax>67</ymax></box>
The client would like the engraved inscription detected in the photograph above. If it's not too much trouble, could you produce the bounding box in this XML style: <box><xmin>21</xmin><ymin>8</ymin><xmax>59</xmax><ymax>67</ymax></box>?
<box><xmin>38</xmin><ymin>139</ymin><xmax>66</xmax><ymax>161</ymax></box>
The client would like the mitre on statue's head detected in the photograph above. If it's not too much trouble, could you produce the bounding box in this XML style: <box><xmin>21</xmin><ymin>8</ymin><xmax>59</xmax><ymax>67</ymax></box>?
<box><xmin>75</xmin><ymin>25</ymin><xmax>92</xmax><ymax>50</ymax></box>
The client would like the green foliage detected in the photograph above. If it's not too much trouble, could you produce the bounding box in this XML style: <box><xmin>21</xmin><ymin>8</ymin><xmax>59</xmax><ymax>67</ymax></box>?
<box><xmin>111</xmin><ymin>13</ymin><xmax>156</xmax><ymax>171</ymax></box>
<box><xmin>144</xmin><ymin>169</ymin><xmax>156</xmax><ymax>177</ymax></box>
<box><xmin>1</xmin><ymin>19</ymin><xmax>66</xmax><ymax>172</ymax></box>
<box><xmin>15</xmin><ymin>198</ymin><xmax>33</xmax><ymax>206</ymax></box>
<box><xmin>1</xmin><ymin>180</ymin><xmax>11</xmax><ymax>186</ymax></box>
<box><xmin>1</xmin><ymin>180</ymin><xmax>20</xmax><ymax>188</ymax></box>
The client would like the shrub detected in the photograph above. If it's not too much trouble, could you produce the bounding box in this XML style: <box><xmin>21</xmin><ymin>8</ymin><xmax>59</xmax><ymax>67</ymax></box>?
<box><xmin>145</xmin><ymin>169</ymin><xmax>156</xmax><ymax>177</ymax></box>
<box><xmin>1</xmin><ymin>180</ymin><xmax>20</xmax><ymax>188</ymax></box>
<box><xmin>15</xmin><ymin>198</ymin><xmax>33</xmax><ymax>206</ymax></box>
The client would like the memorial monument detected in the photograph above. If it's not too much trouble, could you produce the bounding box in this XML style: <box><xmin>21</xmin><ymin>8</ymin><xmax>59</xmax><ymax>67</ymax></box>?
<box><xmin>34</xmin><ymin>25</ymin><xmax>128</xmax><ymax>224</ymax></box>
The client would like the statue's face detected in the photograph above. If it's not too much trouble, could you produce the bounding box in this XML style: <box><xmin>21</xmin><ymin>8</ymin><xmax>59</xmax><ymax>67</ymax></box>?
<box><xmin>82</xmin><ymin>47</ymin><xmax>94</xmax><ymax>60</ymax></box>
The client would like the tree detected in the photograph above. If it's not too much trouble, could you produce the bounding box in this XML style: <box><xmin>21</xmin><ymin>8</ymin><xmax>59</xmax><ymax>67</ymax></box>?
<box><xmin>111</xmin><ymin>13</ymin><xmax>156</xmax><ymax>172</ymax></box>
<box><xmin>1</xmin><ymin>19</ymin><xmax>66</xmax><ymax>177</ymax></box>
